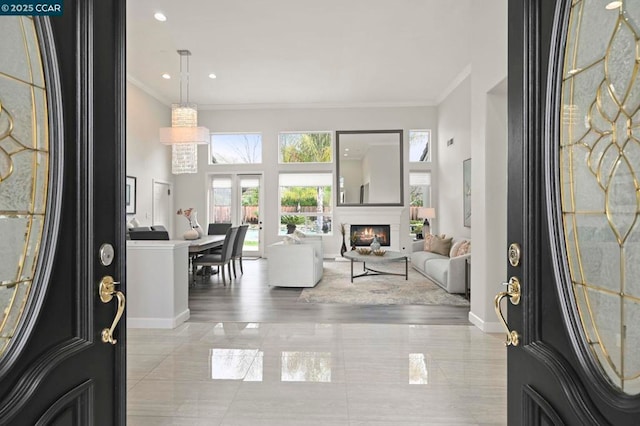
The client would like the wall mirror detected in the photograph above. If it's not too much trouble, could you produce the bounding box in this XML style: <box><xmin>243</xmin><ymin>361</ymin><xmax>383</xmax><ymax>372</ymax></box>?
<box><xmin>336</xmin><ymin>130</ymin><xmax>403</xmax><ymax>206</ymax></box>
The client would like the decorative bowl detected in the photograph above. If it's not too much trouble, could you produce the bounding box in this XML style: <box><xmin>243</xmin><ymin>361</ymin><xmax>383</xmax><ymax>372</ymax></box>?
<box><xmin>372</xmin><ymin>249</ymin><xmax>386</xmax><ymax>256</ymax></box>
<box><xmin>356</xmin><ymin>248</ymin><xmax>371</xmax><ymax>255</ymax></box>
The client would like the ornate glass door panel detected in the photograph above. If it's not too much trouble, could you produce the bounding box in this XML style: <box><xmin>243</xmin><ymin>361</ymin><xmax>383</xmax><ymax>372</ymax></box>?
<box><xmin>560</xmin><ymin>0</ymin><xmax>640</xmax><ymax>396</ymax></box>
<box><xmin>0</xmin><ymin>16</ymin><xmax>55</xmax><ymax>365</ymax></box>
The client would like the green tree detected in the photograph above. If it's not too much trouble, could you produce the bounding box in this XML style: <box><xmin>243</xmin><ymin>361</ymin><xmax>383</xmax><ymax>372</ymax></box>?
<box><xmin>279</xmin><ymin>133</ymin><xmax>333</xmax><ymax>232</ymax></box>
<box><xmin>280</xmin><ymin>133</ymin><xmax>332</xmax><ymax>163</ymax></box>
<box><xmin>410</xmin><ymin>186</ymin><xmax>424</xmax><ymax>207</ymax></box>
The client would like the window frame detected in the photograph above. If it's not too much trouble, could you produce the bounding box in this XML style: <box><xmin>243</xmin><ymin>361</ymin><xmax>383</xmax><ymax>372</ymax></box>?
<box><xmin>278</xmin><ymin>172</ymin><xmax>334</xmax><ymax>236</ymax></box>
<box><xmin>209</xmin><ymin>132</ymin><xmax>263</xmax><ymax>165</ymax></box>
<box><xmin>409</xmin><ymin>129</ymin><xmax>432</xmax><ymax>163</ymax></box>
<box><xmin>277</xmin><ymin>131</ymin><xmax>333</xmax><ymax>164</ymax></box>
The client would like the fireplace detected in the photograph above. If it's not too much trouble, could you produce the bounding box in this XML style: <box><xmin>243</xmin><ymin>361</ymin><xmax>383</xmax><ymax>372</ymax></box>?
<box><xmin>350</xmin><ymin>224</ymin><xmax>391</xmax><ymax>247</ymax></box>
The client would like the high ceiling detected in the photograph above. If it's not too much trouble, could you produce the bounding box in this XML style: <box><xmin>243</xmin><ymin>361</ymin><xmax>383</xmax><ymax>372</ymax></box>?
<box><xmin>126</xmin><ymin>0</ymin><xmax>473</xmax><ymax>109</ymax></box>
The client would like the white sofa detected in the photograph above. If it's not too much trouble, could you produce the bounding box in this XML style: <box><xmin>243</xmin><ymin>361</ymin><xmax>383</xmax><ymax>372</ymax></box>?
<box><xmin>266</xmin><ymin>236</ymin><xmax>323</xmax><ymax>287</ymax></box>
<box><xmin>410</xmin><ymin>238</ymin><xmax>470</xmax><ymax>294</ymax></box>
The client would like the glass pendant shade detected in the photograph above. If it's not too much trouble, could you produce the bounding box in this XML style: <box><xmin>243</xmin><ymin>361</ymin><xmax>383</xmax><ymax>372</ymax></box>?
<box><xmin>159</xmin><ymin>104</ymin><xmax>210</xmax><ymax>145</ymax></box>
<box><xmin>171</xmin><ymin>144</ymin><xmax>198</xmax><ymax>174</ymax></box>
<box><xmin>158</xmin><ymin>50</ymin><xmax>210</xmax><ymax>174</ymax></box>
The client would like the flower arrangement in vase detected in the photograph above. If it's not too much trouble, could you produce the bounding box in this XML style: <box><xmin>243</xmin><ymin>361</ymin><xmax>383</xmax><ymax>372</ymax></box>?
<box><xmin>177</xmin><ymin>207</ymin><xmax>204</xmax><ymax>239</ymax></box>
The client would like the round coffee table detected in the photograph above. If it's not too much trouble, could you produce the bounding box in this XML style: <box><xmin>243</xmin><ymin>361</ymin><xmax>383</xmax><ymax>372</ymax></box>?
<box><xmin>343</xmin><ymin>250</ymin><xmax>408</xmax><ymax>283</ymax></box>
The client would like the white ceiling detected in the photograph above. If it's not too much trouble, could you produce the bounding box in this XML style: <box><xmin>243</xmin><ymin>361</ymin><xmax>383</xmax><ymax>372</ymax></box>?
<box><xmin>126</xmin><ymin>0</ymin><xmax>473</xmax><ymax>109</ymax></box>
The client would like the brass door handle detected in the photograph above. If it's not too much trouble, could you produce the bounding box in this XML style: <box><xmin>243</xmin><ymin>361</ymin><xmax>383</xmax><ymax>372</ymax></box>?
<box><xmin>494</xmin><ymin>276</ymin><xmax>521</xmax><ymax>346</ymax></box>
<box><xmin>99</xmin><ymin>275</ymin><xmax>125</xmax><ymax>345</ymax></box>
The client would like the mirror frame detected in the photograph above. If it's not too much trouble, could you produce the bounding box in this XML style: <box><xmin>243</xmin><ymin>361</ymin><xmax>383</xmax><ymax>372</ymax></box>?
<box><xmin>335</xmin><ymin>129</ymin><xmax>404</xmax><ymax>207</ymax></box>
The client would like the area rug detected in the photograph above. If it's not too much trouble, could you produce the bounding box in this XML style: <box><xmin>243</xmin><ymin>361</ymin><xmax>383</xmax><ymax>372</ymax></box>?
<box><xmin>298</xmin><ymin>260</ymin><xmax>470</xmax><ymax>306</ymax></box>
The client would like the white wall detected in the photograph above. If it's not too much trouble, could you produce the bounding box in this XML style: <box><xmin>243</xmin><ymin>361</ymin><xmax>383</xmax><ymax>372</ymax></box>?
<box><xmin>467</xmin><ymin>0</ymin><xmax>508</xmax><ymax>333</ymax></box>
<box><xmin>341</xmin><ymin>159</ymin><xmax>363</xmax><ymax>203</ymax></box>
<box><xmin>436</xmin><ymin>75</ymin><xmax>472</xmax><ymax>238</ymax></box>
<box><xmin>432</xmin><ymin>0</ymin><xmax>506</xmax><ymax>334</ymax></box>
<box><xmin>126</xmin><ymin>81</ymin><xmax>173</xmax><ymax>230</ymax></box>
<box><xmin>367</xmin><ymin>145</ymin><xmax>400</xmax><ymax>203</ymax></box>
<box><xmin>172</xmin><ymin>106</ymin><xmax>437</xmax><ymax>256</ymax></box>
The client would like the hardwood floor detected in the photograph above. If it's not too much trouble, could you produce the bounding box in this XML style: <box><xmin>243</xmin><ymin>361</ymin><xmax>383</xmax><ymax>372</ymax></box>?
<box><xmin>188</xmin><ymin>258</ymin><xmax>471</xmax><ymax>325</ymax></box>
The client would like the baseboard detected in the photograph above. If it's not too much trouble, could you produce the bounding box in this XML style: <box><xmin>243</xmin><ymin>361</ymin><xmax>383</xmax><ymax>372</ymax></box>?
<box><xmin>468</xmin><ymin>311</ymin><xmax>504</xmax><ymax>333</ymax></box>
<box><xmin>128</xmin><ymin>308</ymin><xmax>190</xmax><ymax>329</ymax></box>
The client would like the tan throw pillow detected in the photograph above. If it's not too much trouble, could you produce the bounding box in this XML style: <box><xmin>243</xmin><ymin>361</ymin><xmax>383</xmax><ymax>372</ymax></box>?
<box><xmin>449</xmin><ymin>240</ymin><xmax>464</xmax><ymax>257</ymax></box>
<box><xmin>450</xmin><ymin>240</ymin><xmax>471</xmax><ymax>257</ymax></box>
<box><xmin>423</xmin><ymin>234</ymin><xmax>445</xmax><ymax>251</ymax></box>
<box><xmin>457</xmin><ymin>241</ymin><xmax>471</xmax><ymax>256</ymax></box>
<box><xmin>423</xmin><ymin>234</ymin><xmax>436</xmax><ymax>251</ymax></box>
<box><xmin>430</xmin><ymin>235</ymin><xmax>453</xmax><ymax>256</ymax></box>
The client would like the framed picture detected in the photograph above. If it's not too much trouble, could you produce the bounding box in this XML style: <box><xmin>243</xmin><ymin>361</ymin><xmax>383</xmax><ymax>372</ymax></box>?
<box><xmin>126</xmin><ymin>175</ymin><xmax>137</xmax><ymax>214</ymax></box>
<box><xmin>463</xmin><ymin>159</ymin><xmax>471</xmax><ymax>227</ymax></box>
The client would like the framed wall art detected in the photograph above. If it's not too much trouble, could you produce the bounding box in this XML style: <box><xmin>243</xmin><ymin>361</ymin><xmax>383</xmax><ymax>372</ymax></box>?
<box><xmin>463</xmin><ymin>158</ymin><xmax>471</xmax><ymax>227</ymax></box>
<box><xmin>126</xmin><ymin>175</ymin><xmax>137</xmax><ymax>214</ymax></box>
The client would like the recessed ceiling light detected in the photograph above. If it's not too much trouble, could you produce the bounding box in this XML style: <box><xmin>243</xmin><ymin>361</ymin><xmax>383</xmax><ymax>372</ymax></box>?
<box><xmin>344</xmin><ymin>153</ymin><xmax>348</xmax><ymax>157</ymax></box>
<box><xmin>606</xmin><ymin>1</ymin><xmax>622</xmax><ymax>9</ymax></box>
<box><xmin>345</xmin><ymin>148</ymin><xmax>349</xmax><ymax>151</ymax></box>
<box><xmin>162</xmin><ymin>73</ymin><xmax>171</xmax><ymax>79</ymax></box>
<box><xmin>208</xmin><ymin>73</ymin><xmax>217</xmax><ymax>79</ymax></box>
<box><xmin>154</xmin><ymin>12</ymin><xmax>167</xmax><ymax>22</ymax></box>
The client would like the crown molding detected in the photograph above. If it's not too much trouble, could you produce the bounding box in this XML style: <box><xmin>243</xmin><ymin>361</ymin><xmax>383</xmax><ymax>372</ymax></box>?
<box><xmin>127</xmin><ymin>75</ymin><xmax>439</xmax><ymax>111</ymax></box>
<box><xmin>126</xmin><ymin>74</ymin><xmax>172</xmax><ymax>106</ymax></box>
<box><xmin>196</xmin><ymin>100</ymin><xmax>437</xmax><ymax>111</ymax></box>
<box><xmin>435</xmin><ymin>64</ymin><xmax>472</xmax><ymax>105</ymax></box>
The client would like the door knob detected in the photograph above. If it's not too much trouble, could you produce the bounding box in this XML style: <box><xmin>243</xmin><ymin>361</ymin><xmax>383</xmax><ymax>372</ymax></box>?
<box><xmin>99</xmin><ymin>275</ymin><xmax>126</xmax><ymax>345</ymax></box>
<box><xmin>494</xmin><ymin>276</ymin><xmax>521</xmax><ymax>346</ymax></box>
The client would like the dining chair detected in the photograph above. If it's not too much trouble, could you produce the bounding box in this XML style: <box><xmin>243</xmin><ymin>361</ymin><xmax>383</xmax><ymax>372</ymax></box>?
<box><xmin>208</xmin><ymin>223</ymin><xmax>232</xmax><ymax>235</ymax></box>
<box><xmin>231</xmin><ymin>224</ymin><xmax>249</xmax><ymax>278</ymax></box>
<box><xmin>192</xmin><ymin>226</ymin><xmax>238</xmax><ymax>285</ymax></box>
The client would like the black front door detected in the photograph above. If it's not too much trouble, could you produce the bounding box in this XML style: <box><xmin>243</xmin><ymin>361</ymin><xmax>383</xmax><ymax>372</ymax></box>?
<box><xmin>507</xmin><ymin>1</ymin><xmax>640</xmax><ymax>424</ymax></box>
<box><xmin>0</xmin><ymin>1</ymin><xmax>126</xmax><ymax>424</ymax></box>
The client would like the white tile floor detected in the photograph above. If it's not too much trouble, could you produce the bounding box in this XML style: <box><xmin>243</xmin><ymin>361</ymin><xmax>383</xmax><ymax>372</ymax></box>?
<box><xmin>127</xmin><ymin>322</ymin><xmax>507</xmax><ymax>425</ymax></box>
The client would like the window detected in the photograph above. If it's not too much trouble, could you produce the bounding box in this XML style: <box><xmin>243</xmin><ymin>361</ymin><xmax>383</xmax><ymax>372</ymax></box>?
<box><xmin>279</xmin><ymin>173</ymin><xmax>332</xmax><ymax>235</ymax></box>
<box><xmin>409</xmin><ymin>172</ymin><xmax>432</xmax><ymax>234</ymax></box>
<box><xmin>209</xmin><ymin>176</ymin><xmax>232</xmax><ymax>223</ymax></box>
<box><xmin>409</xmin><ymin>130</ymin><xmax>431</xmax><ymax>162</ymax></box>
<box><xmin>278</xmin><ymin>132</ymin><xmax>332</xmax><ymax>163</ymax></box>
<box><xmin>210</xmin><ymin>133</ymin><xmax>262</xmax><ymax>164</ymax></box>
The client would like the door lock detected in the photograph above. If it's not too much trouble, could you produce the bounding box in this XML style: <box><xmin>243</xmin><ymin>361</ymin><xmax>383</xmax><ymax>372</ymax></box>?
<box><xmin>508</xmin><ymin>243</ymin><xmax>521</xmax><ymax>267</ymax></box>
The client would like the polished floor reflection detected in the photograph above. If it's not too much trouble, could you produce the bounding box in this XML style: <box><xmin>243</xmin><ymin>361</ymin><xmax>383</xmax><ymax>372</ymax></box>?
<box><xmin>128</xmin><ymin>259</ymin><xmax>505</xmax><ymax>424</ymax></box>
<box><xmin>127</xmin><ymin>322</ymin><xmax>507</xmax><ymax>425</ymax></box>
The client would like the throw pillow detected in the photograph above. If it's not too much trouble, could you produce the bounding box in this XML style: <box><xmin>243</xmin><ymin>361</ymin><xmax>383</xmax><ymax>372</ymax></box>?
<box><xmin>457</xmin><ymin>241</ymin><xmax>471</xmax><ymax>256</ymax></box>
<box><xmin>429</xmin><ymin>235</ymin><xmax>453</xmax><ymax>256</ymax></box>
<box><xmin>449</xmin><ymin>240</ymin><xmax>464</xmax><ymax>258</ymax></box>
<box><xmin>423</xmin><ymin>233</ymin><xmax>445</xmax><ymax>251</ymax></box>
<box><xmin>423</xmin><ymin>234</ymin><xmax>435</xmax><ymax>251</ymax></box>
<box><xmin>293</xmin><ymin>229</ymin><xmax>307</xmax><ymax>238</ymax></box>
<box><xmin>282</xmin><ymin>234</ymin><xmax>301</xmax><ymax>244</ymax></box>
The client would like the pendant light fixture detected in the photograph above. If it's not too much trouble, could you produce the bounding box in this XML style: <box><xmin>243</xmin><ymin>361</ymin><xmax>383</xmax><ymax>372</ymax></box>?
<box><xmin>159</xmin><ymin>49</ymin><xmax>210</xmax><ymax>174</ymax></box>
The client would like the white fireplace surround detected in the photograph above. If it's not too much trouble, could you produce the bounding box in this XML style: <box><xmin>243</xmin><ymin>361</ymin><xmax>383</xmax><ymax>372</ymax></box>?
<box><xmin>339</xmin><ymin>207</ymin><xmax>404</xmax><ymax>253</ymax></box>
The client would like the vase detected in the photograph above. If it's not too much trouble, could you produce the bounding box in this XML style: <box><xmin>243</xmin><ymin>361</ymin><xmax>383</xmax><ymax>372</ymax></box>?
<box><xmin>340</xmin><ymin>236</ymin><xmax>347</xmax><ymax>257</ymax></box>
<box><xmin>183</xmin><ymin>228</ymin><xmax>199</xmax><ymax>240</ymax></box>
<box><xmin>370</xmin><ymin>235</ymin><xmax>381</xmax><ymax>251</ymax></box>
<box><xmin>190</xmin><ymin>210</ymin><xmax>205</xmax><ymax>237</ymax></box>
